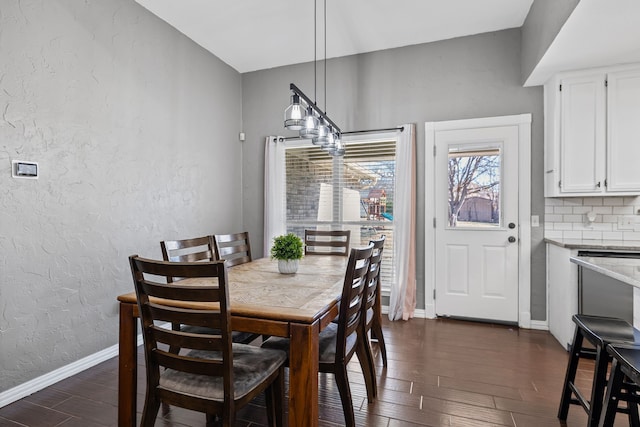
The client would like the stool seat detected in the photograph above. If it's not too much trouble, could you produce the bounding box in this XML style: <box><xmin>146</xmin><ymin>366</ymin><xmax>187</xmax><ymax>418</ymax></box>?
<box><xmin>558</xmin><ymin>314</ymin><xmax>640</xmax><ymax>427</ymax></box>
<box><xmin>599</xmin><ymin>344</ymin><xmax>640</xmax><ymax>427</ymax></box>
<box><xmin>574</xmin><ymin>315</ymin><xmax>640</xmax><ymax>347</ymax></box>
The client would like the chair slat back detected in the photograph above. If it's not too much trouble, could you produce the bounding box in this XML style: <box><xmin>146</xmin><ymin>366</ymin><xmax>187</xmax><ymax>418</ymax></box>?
<box><xmin>304</xmin><ymin>229</ymin><xmax>351</xmax><ymax>256</ymax></box>
<box><xmin>214</xmin><ymin>232</ymin><xmax>252</xmax><ymax>267</ymax></box>
<box><xmin>335</xmin><ymin>243</ymin><xmax>373</xmax><ymax>362</ymax></box>
<box><xmin>129</xmin><ymin>256</ymin><xmax>233</xmax><ymax>391</ymax></box>
<box><xmin>364</xmin><ymin>236</ymin><xmax>385</xmax><ymax>326</ymax></box>
<box><xmin>160</xmin><ymin>236</ymin><xmax>216</xmax><ymax>281</ymax></box>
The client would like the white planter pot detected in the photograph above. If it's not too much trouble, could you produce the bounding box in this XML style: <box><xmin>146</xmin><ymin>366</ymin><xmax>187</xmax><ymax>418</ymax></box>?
<box><xmin>278</xmin><ymin>259</ymin><xmax>299</xmax><ymax>274</ymax></box>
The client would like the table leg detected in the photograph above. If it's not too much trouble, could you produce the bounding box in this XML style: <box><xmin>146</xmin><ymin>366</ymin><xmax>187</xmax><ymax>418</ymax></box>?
<box><xmin>118</xmin><ymin>302</ymin><xmax>137</xmax><ymax>427</ymax></box>
<box><xmin>288</xmin><ymin>321</ymin><xmax>319</xmax><ymax>427</ymax></box>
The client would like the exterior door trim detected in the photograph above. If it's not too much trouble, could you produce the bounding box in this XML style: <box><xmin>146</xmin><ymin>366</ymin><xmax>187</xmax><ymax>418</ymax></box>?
<box><xmin>424</xmin><ymin>114</ymin><xmax>532</xmax><ymax>328</ymax></box>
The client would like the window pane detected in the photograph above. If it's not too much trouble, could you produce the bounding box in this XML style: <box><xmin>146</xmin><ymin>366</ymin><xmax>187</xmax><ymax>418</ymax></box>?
<box><xmin>447</xmin><ymin>146</ymin><xmax>501</xmax><ymax>228</ymax></box>
<box><xmin>284</xmin><ymin>139</ymin><xmax>396</xmax><ymax>291</ymax></box>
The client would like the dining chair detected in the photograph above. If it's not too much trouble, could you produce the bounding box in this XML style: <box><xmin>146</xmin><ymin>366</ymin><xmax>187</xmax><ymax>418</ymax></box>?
<box><xmin>214</xmin><ymin>232</ymin><xmax>252</xmax><ymax>267</ymax></box>
<box><xmin>160</xmin><ymin>235</ymin><xmax>259</xmax><ymax>345</ymax></box>
<box><xmin>129</xmin><ymin>255</ymin><xmax>286</xmax><ymax>427</ymax></box>
<box><xmin>160</xmin><ymin>235</ymin><xmax>216</xmax><ymax>266</ymax></box>
<box><xmin>359</xmin><ymin>235</ymin><xmax>387</xmax><ymax>402</ymax></box>
<box><xmin>261</xmin><ymin>243</ymin><xmax>374</xmax><ymax>427</ymax></box>
<box><xmin>304</xmin><ymin>229</ymin><xmax>351</xmax><ymax>256</ymax></box>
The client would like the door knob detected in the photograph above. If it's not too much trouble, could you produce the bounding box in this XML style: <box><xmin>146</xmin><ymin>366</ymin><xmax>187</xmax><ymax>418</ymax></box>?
<box><xmin>508</xmin><ymin>222</ymin><xmax>516</xmax><ymax>229</ymax></box>
<box><xmin>508</xmin><ymin>236</ymin><xmax>516</xmax><ymax>243</ymax></box>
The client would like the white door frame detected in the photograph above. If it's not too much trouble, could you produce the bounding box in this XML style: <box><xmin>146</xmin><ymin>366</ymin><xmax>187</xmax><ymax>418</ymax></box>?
<box><xmin>425</xmin><ymin>114</ymin><xmax>532</xmax><ymax>328</ymax></box>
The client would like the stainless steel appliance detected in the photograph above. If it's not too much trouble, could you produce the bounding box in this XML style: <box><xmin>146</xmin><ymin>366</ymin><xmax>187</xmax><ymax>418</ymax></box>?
<box><xmin>577</xmin><ymin>251</ymin><xmax>635</xmax><ymax>324</ymax></box>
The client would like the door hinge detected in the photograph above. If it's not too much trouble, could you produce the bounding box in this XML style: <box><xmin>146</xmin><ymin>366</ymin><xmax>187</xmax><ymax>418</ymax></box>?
<box><xmin>559</xmin><ymin>180</ymin><xmax>562</xmax><ymax>188</ymax></box>
<box><xmin>433</xmin><ymin>217</ymin><xmax>436</xmax><ymax>228</ymax></box>
<box><xmin>433</xmin><ymin>289</ymin><xmax>436</xmax><ymax>300</ymax></box>
<box><xmin>559</xmin><ymin>84</ymin><xmax>562</xmax><ymax>91</ymax></box>
<box><xmin>605</xmin><ymin>179</ymin><xmax>608</xmax><ymax>188</ymax></box>
<box><xmin>605</xmin><ymin>79</ymin><xmax>608</xmax><ymax>87</ymax></box>
<box><xmin>433</xmin><ymin>145</ymin><xmax>436</xmax><ymax>156</ymax></box>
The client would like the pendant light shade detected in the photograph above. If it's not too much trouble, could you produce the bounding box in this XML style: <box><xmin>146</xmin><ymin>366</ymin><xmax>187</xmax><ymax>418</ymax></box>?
<box><xmin>298</xmin><ymin>106</ymin><xmax>320</xmax><ymax>139</ymax></box>
<box><xmin>284</xmin><ymin>94</ymin><xmax>304</xmax><ymax>130</ymax></box>
<box><xmin>312</xmin><ymin>118</ymin><xmax>330</xmax><ymax>145</ymax></box>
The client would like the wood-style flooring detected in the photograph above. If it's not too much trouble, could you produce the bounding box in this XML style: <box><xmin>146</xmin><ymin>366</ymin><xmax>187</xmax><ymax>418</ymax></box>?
<box><xmin>0</xmin><ymin>317</ymin><xmax>629</xmax><ymax>426</ymax></box>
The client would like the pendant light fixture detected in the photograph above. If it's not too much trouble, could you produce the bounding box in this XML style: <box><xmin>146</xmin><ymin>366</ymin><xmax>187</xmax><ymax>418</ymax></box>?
<box><xmin>283</xmin><ymin>0</ymin><xmax>343</xmax><ymax>156</ymax></box>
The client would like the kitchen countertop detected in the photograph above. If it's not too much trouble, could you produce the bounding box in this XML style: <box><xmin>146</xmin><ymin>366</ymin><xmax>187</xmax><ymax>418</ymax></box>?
<box><xmin>570</xmin><ymin>255</ymin><xmax>640</xmax><ymax>289</ymax></box>
<box><xmin>545</xmin><ymin>237</ymin><xmax>640</xmax><ymax>251</ymax></box>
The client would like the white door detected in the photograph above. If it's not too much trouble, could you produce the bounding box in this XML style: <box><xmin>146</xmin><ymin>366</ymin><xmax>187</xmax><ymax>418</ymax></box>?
<box><xmin>434</xmin><ymin>125</ymin><xmax>519</xmax><ymax>323</ymax></box>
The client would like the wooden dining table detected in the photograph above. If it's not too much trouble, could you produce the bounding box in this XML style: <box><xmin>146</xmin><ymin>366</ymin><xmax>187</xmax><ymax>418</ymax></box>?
<box><xmin>117</xmin><ymin>255</ymin><xmax>348</xmax><ymax>427</ymax></box>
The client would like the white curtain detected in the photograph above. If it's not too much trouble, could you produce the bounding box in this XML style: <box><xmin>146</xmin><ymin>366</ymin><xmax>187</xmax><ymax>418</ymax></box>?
<box><xmin>263</xmin><ymin>136</ymin><xmax>287</xmax><ymax>257</ymax></box>
<box><xmin>388</xmin><ymin>124</ymin><xmax>417</xmax><ymax>321</ymax></box>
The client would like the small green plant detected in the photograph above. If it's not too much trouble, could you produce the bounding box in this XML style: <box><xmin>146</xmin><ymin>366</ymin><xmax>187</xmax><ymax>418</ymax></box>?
<box><xmin>270</xmin><ymin>233</ymin><xmax>304</xmax><ymax>260</ymax></box>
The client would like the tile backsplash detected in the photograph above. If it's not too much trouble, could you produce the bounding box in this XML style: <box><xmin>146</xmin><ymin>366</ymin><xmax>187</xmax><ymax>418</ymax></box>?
<box><xmin>545</xmin><ymin>197</ymin><xmax>640</xmax><ymax>240</ymax></box>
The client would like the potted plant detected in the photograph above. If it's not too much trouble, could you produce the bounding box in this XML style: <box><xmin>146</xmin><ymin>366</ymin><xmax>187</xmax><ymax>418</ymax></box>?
<box><xmin>270</xmin><ymin>233</ymin><xmax>304</xmax><ymax>274</ymax></box>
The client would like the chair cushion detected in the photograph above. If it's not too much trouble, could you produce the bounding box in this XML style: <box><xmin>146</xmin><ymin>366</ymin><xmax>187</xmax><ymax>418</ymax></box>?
<box><xmin>159</xmin><ymin>343</ymin><xmax>286</xmax><ymax>400</ymax></box>
<box><xmin>261</xmin><ymin>323</ymin><xmax>357</xmax><ymax>364</ymax></box>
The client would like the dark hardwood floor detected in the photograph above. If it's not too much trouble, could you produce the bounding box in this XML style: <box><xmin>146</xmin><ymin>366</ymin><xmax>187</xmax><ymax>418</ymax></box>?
<box><xmin>0</xmin><ymin>317</ymin><xmax>628</xmax><ymax>426</ymax></box>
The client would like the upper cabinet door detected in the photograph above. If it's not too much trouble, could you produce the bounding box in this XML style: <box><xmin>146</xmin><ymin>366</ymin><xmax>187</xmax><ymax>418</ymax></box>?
<box><xmin>559</xmin><ymin>74</ymin><xmax>606</xmax><ymax>194</ymax></box>
<box><xmin>607</xmin><ymin>68</ymin><xmax>640</xmax><ymax>192</ymax></box>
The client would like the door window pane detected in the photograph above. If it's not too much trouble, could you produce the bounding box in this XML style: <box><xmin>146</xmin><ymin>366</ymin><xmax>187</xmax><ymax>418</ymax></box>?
<box><xmin>447</xmin><ymin>146</ymin><xmax>501</xmax><ymax>228</ymax></box>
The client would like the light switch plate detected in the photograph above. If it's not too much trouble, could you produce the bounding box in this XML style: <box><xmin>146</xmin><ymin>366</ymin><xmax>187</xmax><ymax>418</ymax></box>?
<box><xmin>531</xmin><ymin>215</ymin><xmax>539</xmax><ymax>227</ymax></box>
<box><xmin>12</xmin><ymin>160</ymin><xmax>38</xmax><ymax>179</ymax></box>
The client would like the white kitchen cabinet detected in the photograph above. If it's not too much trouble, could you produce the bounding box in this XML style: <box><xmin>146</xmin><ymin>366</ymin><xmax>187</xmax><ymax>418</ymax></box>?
<box><xmin>547</xmin><ymin>243</ymin><xmax>578</xmax><ymax>349</ymax></box>
<box><xmin>544</xmin><ymin>64</ymin><xmax>640</xmax><ymax>197</ymax></box>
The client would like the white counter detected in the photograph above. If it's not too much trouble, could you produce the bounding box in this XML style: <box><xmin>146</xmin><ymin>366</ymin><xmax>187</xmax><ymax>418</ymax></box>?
<box><xmin>570</xmin><ymin>256</ymin><xmax>640</xmax><ymax>289</ymax></box>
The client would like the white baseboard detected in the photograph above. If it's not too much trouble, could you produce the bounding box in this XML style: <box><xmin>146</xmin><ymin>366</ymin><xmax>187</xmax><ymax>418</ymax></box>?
<box><xmin>0</xmin><ymin>334</ymin><xmax>144</xmax><ymax>409</ymax></box>
<box><xmin>529</xmin><ymin>320</ymin><xmax>549</xmax><ymax>331</ymax></box>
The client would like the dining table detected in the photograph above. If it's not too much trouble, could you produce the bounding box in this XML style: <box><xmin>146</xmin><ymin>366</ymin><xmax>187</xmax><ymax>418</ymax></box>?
<box><xmin>117</xmin><ymin>255</ymin><xmax>349</xmax><ymax>427</ymax></box>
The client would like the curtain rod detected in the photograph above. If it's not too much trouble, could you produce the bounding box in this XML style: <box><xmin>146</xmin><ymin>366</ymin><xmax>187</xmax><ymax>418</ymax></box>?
<box><xmin>342</xmin><ymin>126</ymin><xmax>404</xmax><ymax>136</ymax></box>
<box><xmin>283</xmin><ymin>126</ymin><xmax>403</xmax><ymax>141</ymax></box>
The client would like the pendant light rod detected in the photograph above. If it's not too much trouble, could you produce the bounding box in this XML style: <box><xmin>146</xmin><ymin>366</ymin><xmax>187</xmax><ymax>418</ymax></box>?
<box><xmin>289</xmin><ymin>83</ymin><xmax>341</xmax><ymax>134</ymax></box>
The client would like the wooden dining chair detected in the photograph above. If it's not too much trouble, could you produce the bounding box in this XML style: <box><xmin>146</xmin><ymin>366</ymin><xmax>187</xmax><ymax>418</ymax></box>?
<box><xmin>359</xmin><ymin>235</ymin><xmax>388</xmax><ymax>402</ymax></box>
<box><xmin>160</xmin><ymin>235</ymin><xmax>216</xmax><ymax>266</ymax></box>
<box><xmin>261</xmin><ymin>243</ymin><xmax>374</xmax><ymax>427</ymax></box>
<box><xmin>304</xmin><ymin>229</ymin><xmax>351</xmax><ymax>256</ymax></box>
<box><xmin>129</xmin><ymin>255</ymin><xmax>286</xmax><ymax>427</ymax></box>
<box><xmin>160</xmin><ymin>236</ymin><xmax>259</xmax><ymax>345</ymax></box>
<box><xmin>214</xmin><ymin>232</ymin><xmax>252</xmax><ymax>267</ymax></box>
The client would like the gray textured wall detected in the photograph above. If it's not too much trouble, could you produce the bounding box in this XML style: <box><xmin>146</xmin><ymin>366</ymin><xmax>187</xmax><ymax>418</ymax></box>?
<box><xmin>521</xmin><ymin>0</ymin><xmax>580</xmax><ymax>83</ymax></box>
<box><xmin>0</xmin><ymin>0</ymin><xmax>242</xmax><ymax>392</ymax></box>
<box><xmin>241</xmin><ymin>29</ymin><xmax>547</xmax><ymax>320</ymax></box>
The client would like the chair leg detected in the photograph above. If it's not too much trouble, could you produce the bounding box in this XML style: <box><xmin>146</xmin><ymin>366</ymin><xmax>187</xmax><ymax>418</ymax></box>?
<box><xmin>357</xmin><ymin>332</ymin><xmax>377</xmax><ymax>402</ymax></box>
<box><xmin>264</xmin><ymin>367</ymin><xmax>285</xmax><ymax>427</ymax></box>
<box><xmin>558</xmin><ymin>326</ymin><xmax>584</xmax><ymax>420</ymax></box>
<box><xmin>589</xmin><ymin>345</ymin><xmax>611</xmax><ymax>427</ymax></box>
<box><xmin>141</xmin><ymin>394</ymin><xmax>161</xmax><ymax>427</ymax></box>
<box><xmin>599</xmin><ymin>358</ymin><xmax>624</xmax><ymax>427</ymax></box>
<box><xmin>371</xmin><ymin>319</ymin><xmax>388</xmax><ymax>367</ymax></box>
<box><xmin>334</xmin><ymin>366</ymin><xmax>356</xmax><ymax>427</ymax></box>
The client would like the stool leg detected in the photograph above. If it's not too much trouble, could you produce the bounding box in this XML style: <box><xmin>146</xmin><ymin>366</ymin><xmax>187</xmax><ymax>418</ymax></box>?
<box><xmin>629</xmin><ymin>394</ymin><xmax>640</xmax><ymax>427</ymax></box>
<box><xmin>589</xmin><ymin>344</ymin><xmax>611</xmax><ymax>427</ymax></box>
<box><xmin>598</xmin><ymin>358</ymin><xmax>624</xmax><ymax>427</ymax></box>
<box><xmin>559</xmin><ymin>326</ymin><xmax>584</xmax><ymax>420</ymax></box>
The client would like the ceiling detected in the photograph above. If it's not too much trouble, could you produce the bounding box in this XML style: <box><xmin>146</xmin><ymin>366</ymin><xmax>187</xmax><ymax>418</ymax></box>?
<box><xmin>525</xmin><ymin>0</ymin><xmax>640</xmax><ymax>86</ymax></box>
<box><xmin>135</xmin><ymin>0</ymin><xmax>534</xmax><ymax>73</ymax></box>
<box><xmin>136</xmin><ymin>0</ymin><xmax>640</xmax><ymax>84</ymax></box>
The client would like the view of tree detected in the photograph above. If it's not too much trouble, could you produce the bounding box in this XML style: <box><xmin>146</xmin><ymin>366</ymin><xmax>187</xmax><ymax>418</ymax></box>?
<box><xmin>448</xmin><ymin>153</ymin><xmax>500</xmax><ymax>227</ymax></box>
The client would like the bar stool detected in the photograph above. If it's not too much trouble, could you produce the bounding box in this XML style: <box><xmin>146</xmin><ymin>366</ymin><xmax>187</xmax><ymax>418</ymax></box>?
<box><xmin>558</xmin><ymin>314</ymin><xmax>640</xmax><ymax>427</ymax></box>
<box><xmin>598</xmin><ymin>344</ymin><xmax>640</xmax><ymax>427</ymax></box>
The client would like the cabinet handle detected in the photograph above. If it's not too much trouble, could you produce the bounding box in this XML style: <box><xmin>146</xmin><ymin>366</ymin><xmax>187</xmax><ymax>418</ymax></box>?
<box><xmin>596</xmin><ymin>181</ymin><xmax>601</xmax><ymax>188</ymax></box>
